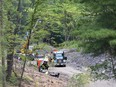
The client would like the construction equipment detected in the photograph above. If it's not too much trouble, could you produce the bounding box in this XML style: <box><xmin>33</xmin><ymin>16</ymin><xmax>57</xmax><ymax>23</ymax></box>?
<box><xmin>37</xmin><ymin>54</ymin><xmax>49</xmax><ymax>72</ymax></box>
<box><xmin>53</xmin><ymin>50</ymin><xmax>67</xmax><ymax>67</ymax></box>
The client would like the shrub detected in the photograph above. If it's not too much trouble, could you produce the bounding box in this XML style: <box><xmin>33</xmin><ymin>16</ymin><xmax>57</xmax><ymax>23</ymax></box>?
<box><xmin>68</xmin><ymin>73</ymin><xmax>91</xmax><ymax>87</ymax></box>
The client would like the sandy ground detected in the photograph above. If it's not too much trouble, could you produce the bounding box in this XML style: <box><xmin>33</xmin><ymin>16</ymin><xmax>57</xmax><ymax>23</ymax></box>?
<box><xmin>89</xmin><ymin>79</ymin><xmax>116</xmax><ymax>87</ymax></box>
<box><xmin>48</xmin><ymin>66</ymin><xmax>81</xmax><ymax>77</ymax></box>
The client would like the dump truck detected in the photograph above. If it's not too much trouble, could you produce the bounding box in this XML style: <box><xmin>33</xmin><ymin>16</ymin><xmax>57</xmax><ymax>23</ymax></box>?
<box><xmin>53</xmin><ymin>51</ymin><xmax>67</xmax><ymax>67</ymax></box>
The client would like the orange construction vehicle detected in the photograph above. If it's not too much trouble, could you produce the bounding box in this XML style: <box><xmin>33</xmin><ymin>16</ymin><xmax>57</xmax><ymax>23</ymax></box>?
<box><xmin>36</xmin><ymin>54</ymin><xmax>49</xmax><ymax>72</ymax></box>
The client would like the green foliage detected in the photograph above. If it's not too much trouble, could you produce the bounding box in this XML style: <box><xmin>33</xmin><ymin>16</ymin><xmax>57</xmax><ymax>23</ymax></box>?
<box><xmin>74</xmin><ymin>0</ymin><xmax>116</xmax><ymax>79</ymax></box>
<box><xmin>2</xmin><ymin>0</ymin><xmax>116</xmax><ymax>83</ymax></box>
<box><xmin>0</xmin><ymin>66</ymin><xmax>18</xmax><ymax>86</ymax></box>
<box><xmin>90</xmin><ymin>60</ymin><xmax>111</xmax><ymax>80</ymax></box>
<box><xmin>34</xmin><ymin>43</ymin><xmax>47</xmax><ymax>49</ymax></box>
<box><xmin>59</xmin><ymin>40</ymin><xmax>81</xmax><ymax>51</ymax></box>
<box><xmin>33</xmin><ymin>43</ymin><xmax>52</xmax><ymax>52</ymax></box>
<box><xmin>7</xmin><ymin>74</ymin><xmax>19</xmax><ymax>86</ymax></box>
<box><xmin>32</xmin><ymin>29</ymin><xmax>50</xmax><ymax>43</ymax></box>
<box><xmin>110</xmin><ymin>40</ymin><xmax>116</xmax><ymax>47</ymax></box>
<box><xmin>68</xmin><ymin>73</ymin><xmax>90</xmax><ymax>87</ymax></box>
<box><xmin>80</xmin><ymin>29</ymin><xmax>116</xmax><ymax>40</ymax></box>
<box><xmin>19</xmin><ymin>54</ymin><xmax>26</xmax><ymax>61</ymax></box>
<box><xmin>28</xmin><ymin>0</ymin><xmax>83</xmax><ymax>45</ymax></box>
<box><xmin>79</xmin><ymin>29</ymin><xmax>116</xmax><ymax>55</ymax></box>
<box><xmin>19</xmin><ymin>53</ymin><xmax>34</xmax><ymax>61</ymax></box>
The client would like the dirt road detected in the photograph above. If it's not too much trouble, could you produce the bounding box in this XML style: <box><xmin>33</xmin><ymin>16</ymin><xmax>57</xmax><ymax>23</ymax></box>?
<box><xmin>48</xmin><ymin>66</ymin><xmax>81</xmax><ymax>78</ymax></box>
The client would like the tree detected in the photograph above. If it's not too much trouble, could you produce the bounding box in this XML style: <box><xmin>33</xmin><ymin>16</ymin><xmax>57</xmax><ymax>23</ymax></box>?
<box><xmin>76</xmin><ymin>0</ymin><xmax>116</xmax><ymax>78</ymax></box>
<box><xmin>5</xmin><ymin>0</ymin><xmax>22</xmax><ymax>81</ymax></box>
<box><xmin>0</xmin><ymin>0</ymin><xmax>6</xmax><ymax>86</ymax></box>
<box><xmin>28</xmin><ymin>0</ymin><xmax>80</xmax><ymax>46</ymax></box>
<box><xmin>19</xmin><ymin>0</ymin><xmax>48</xmax><ymax>86</ymax></box>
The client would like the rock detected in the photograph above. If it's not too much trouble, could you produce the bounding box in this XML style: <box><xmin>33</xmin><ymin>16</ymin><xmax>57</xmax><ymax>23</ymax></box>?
<box><xmin>66</xmin><ymin>52</ymin><xmax>108</xmax><ymax>69</ymax></box>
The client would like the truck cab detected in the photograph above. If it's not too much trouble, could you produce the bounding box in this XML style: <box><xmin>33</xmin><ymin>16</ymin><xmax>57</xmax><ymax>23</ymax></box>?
<box><xmin>53</xmin><ymin>51</ymin><xmax>67</xmax><ymax>67</ymax></box>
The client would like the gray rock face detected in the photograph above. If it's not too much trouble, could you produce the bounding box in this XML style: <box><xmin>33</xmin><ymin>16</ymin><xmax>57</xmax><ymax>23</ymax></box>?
<box><xmin>65</xmin><ymin>51</ymin><xmax>107</xmax><ymax>70</ymax></box>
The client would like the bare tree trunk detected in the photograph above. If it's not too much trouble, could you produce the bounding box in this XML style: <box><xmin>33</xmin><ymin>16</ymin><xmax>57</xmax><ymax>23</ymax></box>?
<box><xmin>1</xmin><ymin>52</ymin><xmax>6</xmax><ymax>87</ymax></box>
<box><xmin>0</xmin><ymin>0</ymin><xmax>6</xmax><ymax>86</ymax></box>
<box><xmin>6</xmin><ymin>50</ymin><xmax>14</xmax><ymax>81</ymax></box>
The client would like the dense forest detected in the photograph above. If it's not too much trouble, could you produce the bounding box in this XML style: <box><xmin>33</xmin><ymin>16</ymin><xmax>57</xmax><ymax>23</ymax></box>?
<box><xmin>0</xmin><ymin>0</ymin><xmax>116</xmax><ymax>87</ymax></box>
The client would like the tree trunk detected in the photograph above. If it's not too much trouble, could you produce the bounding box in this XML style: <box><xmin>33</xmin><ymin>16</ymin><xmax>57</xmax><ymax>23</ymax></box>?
<box><xmin>0</xmin><ymin>0</ymin><xmax>6</xmax><ymax>86</ymax></box>
<box><xmin>6</xmin><ymin>51</ymin><xmax>14</xmax><ymax>81</ymax></box>
<box><xmin>1</xmin><ymin>51</ymin><xmax>6</xmax><ymax>87</ymax></box>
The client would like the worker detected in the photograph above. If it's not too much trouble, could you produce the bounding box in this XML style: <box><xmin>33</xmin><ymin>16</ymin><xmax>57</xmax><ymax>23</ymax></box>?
<box><xmin>37</xmin><ymin>59</ymin><xmax>49</xmax><ymax>72</ymax></box>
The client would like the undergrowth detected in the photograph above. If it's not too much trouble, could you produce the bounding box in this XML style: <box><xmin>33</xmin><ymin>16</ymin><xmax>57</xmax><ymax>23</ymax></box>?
<box><xmin>0</xmin><ymin>65</ymin><xmax>19</xmax><ymax>87</ymax></box>
<box><xmin>59</xmin><ymin>40</ymin><xmax>81</xmax><ymax>51</ymax></box>
<box><xmin>68</xmin><ymin>72</ymin><xmax>91</xmax><ymax>87</ymax></box>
